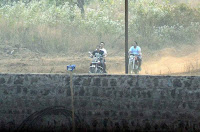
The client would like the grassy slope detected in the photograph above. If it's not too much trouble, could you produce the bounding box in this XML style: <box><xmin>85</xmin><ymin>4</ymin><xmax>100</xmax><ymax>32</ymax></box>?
<box><xmin>0</xmin><ymin>0</ymin><xmax>200</xmax><ymax>74</ymax></box>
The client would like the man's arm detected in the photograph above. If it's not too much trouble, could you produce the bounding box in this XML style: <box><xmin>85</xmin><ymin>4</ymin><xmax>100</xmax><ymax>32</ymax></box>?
<box><xmin>104</xmin><ymin>49</ymin><xmax>107</xmax><ymax>57</ymax></box>
<box><xmin>137</xmin><ymin>47</ymin><xmax>142</xmax><ymax>56</ymax></box>
<box><xmin>92</xmin><ymin>51</ymin><xmax>96</xmax><ymax>56</ymax></box>
<box><xmin>129</xmin><ymin>47</ymin><xmax>133</xmax><ymax>54</ymax></box>
<box><xmin>101</xmin><ymin>51</ymin><xmax>104</xmax><ymax>56</ymax></box>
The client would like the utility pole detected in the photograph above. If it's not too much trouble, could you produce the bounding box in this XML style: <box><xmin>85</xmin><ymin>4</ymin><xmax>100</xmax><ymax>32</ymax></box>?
<box><xmin>125</xmin><ymin>0</ymin><xmax>129</xmax><ymax>74</ymax></box>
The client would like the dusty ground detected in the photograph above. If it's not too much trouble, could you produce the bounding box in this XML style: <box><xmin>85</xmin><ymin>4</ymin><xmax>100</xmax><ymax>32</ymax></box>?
<box><xmin>0</xmin><ymin>44</ymin><xmax>200</xmax><ymax>75</ymax></box>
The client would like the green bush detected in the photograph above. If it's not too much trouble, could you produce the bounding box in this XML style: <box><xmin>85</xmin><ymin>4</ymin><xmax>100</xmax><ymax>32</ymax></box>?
<box><xmin>0</xmin><ymin>0</ymin><xmax>199</xmax><ymax>54</ymax></box>
<box><xmin>129</xmin><ymin>0</ymin><xmax>200</xmax><ymax>49</ymax></box>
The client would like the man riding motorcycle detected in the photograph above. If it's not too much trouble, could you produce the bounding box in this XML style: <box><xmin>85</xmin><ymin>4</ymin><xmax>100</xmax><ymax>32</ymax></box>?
<box><xmin>129</xmin><ymin>41</ymin><xmax>142</xmax><ymax>71</ymax></box>
<box><xmin>100</xmin><ymin>42</ymin><xmax>107</xmax><ymax>73</ymax></box>
<box><xmin>90</xmin><ymin>45</ymin><xmax>105</xmax><ymax>70</ymax></box>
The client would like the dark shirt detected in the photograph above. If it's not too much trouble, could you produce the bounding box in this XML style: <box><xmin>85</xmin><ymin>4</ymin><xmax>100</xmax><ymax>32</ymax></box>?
<box><xmin>92</xmin><ymin>50</ymin><xmax>104</xmax><ymax>57</ymax></box>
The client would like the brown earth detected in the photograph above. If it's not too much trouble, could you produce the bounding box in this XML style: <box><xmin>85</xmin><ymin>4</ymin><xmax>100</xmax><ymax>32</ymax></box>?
<box><xmin>0</xmin><ymin>44</ymin><xmax>200</xmax><ymax>75</ymax></box>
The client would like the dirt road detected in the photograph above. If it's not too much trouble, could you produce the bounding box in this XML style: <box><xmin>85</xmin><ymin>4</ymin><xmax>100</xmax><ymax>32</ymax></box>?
<box><xmin>0</xmin><ymin>45</ymin><xmax>200</xmax><ymax>75</ymax></box>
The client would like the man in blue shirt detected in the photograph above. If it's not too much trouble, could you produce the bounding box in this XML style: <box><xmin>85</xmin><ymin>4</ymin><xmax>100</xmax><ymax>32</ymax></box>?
<box><xmin>129</xmin><ymin>41</ymin><xmax>142</xmax><ymax>71</ymax></box>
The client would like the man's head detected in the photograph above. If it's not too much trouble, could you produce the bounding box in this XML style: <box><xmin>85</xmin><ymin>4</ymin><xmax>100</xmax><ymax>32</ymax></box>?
<box><xmin>133</xmin><ymin>41</ymin><xmax>138</xmax><ymax>48</ymax></box>
<box><xmin>100</xmin><ymin>42</ymin><xmax>105</xmax><ymax>48</ymax></box>
<box><xmin>96</xmin><ymin>45</ymin><xmax>100</xmax><ymax>51</ymax></box>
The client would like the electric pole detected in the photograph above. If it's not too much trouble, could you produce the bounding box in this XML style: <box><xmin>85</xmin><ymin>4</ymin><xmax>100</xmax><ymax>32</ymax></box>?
<box><xmin>125</xmin><ymin>0</ymin><xmax>129</xmax><ymax>74</ymax></box>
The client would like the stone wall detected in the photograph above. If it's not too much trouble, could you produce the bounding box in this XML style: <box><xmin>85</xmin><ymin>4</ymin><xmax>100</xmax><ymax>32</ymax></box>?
<box><xmin>0</xmin><ymin>74</ymin><xmax>200</xmax><ymax>131</ymax></box>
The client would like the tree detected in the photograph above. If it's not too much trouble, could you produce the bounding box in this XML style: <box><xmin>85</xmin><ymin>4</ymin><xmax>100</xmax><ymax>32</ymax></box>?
<box><xmin>77</xmin><ymin>0</ymin><xmax>84</xmax><ymax>15</ymax></box>
<box><xmin>0</xmin><ymin>0</ymin><xmax>85</xmax><ymax>15</ymax></box>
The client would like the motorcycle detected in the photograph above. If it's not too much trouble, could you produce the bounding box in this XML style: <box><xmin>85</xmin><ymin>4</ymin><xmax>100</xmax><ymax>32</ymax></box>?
<box><xmin>129</xmin><ymin>54</ymin><xmax>140</xmax><ymax>74</ymax></box>
<box><xmin>88</xmin><ymin>52</ymin><xmax>104</xmax><ymax>73</ymax></box>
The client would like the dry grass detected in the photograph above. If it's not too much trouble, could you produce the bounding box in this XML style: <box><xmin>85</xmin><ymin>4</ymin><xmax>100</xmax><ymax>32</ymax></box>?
<box><xmin>0</xmin><ymin>46</ymin><xmax>200</xmax><ymax>76</ymax></box>
<box><xmin>0</xmin><ymin>38</ymin><xmax>200</xmax><ymax>75</ymax></box>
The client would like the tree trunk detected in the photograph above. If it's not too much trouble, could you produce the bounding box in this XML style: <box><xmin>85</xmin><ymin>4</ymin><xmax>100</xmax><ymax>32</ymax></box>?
<box><xmin>77</xmin><ymin>0</ymin><xmax>85</xmax><ymax>15</ymax></box>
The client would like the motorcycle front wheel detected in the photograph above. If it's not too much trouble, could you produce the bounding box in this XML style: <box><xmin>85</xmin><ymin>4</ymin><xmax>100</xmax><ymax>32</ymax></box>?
<box><xmin>97</xmin><ymin>67</ymin><xmax>103</xmax><ymax>73</ymax></box>
<box><xmin>89</xmin><ymin>67</ymin><xmax>96</xmax><ymax>73</ymax></box>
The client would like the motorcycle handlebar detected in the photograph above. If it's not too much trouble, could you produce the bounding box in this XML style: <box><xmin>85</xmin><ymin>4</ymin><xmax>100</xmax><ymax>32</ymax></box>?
<box><xmin>129</xmin><ymin>54</ymin><xmax>139</xmax><ymax>56</ymax></box>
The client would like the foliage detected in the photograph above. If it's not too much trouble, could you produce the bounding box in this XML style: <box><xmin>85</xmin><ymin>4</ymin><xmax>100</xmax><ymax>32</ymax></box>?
<box><xmin>129</xmin><ymin>0</ymin><xmax>200</xmax><ymax>49</ymax></box>
<box><xmin>0</xmin><ymin>0</ymin><xmax>199</xmax><ymax>53</ymax></box>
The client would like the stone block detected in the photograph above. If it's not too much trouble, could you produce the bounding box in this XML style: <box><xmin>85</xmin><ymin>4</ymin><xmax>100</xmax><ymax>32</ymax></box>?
<box><xmin>93</xmin><ymin>78</ymin><xmax>101</xmax><ymax>86</ymax></box>
<box><xmin>83</xmin><ymin>78</ymin><xmax>91</xmax><ymax>86</ymax></box>
<box><xmin>92</xmin><ymin>88</ymin><xmax>98</xmax><ymax>96</ymax></box>
<box><xmin>14</xmin><ymin>77</ymin><xmax>24</xmax><ymax>85</ymax></box>
<box><xmin>73</xmin><ymin>77</ymin><xmax>82</xmax><ymax>86</ymax></box>
<box><xmin>0</xmin><ymin>78</ymin><xmax>5</xmax><ymax>84</ymax></box>
<box><xmin>102</xmin><ymin>78</ymin><xmax>108</xmax><ymax>87</ymax></box>
<box><xmin>173</xmin><ymin>79</ymin><xmax>182</xmax><ymax>87</ymax></box>
<box><xmin>16</xmin><ymin>86</ymin><xmax>22</xmax><ymax>94</ymax></box>
<box><xmin>110</xmin><ymin>79</ymin><xmax>117</xmax><ymax>86</ymax></box>
<box><xmin>79</xmin><ymin>87</ymin><xmax>85</xmax><ymax>96</ymax></box>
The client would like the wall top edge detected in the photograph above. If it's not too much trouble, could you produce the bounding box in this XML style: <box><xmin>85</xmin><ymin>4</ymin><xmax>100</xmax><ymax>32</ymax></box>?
<box><xmin>0</xmin><ymin>73</ymin><xmax>198</xmax><ymax>77</ymax></box>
